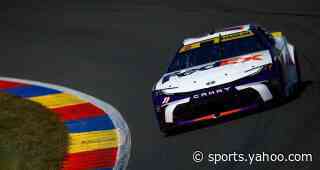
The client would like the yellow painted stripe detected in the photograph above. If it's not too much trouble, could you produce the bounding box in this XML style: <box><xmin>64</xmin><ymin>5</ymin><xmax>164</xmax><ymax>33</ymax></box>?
<box><xmin>29</xmin><ymin>93</ymin><xmax>86</xmax><ymax>109</ymax></box>
<box><xmin>212</xmin><ymin>37</ymin><xmax>219</xmax><ymax>44</ymax></box>
<box><xmin>180</xmin><ymin>31</ymin><xmax>255</xmax><ymax>53</ymax></box>
<box><xmin>190</xmin><ymin>43</ymin><xmax>200</xmax><ymax>49</ymax></box>
<box><xmin>68</xmin><ymin>129</ymin><xmax>119</xmax><ymax>154</ymax></box>
<box><xmin>221</xmin><ymin>31</ymin><xmax>254</xmax><ymax>42</ymax></box>
<box><xmin>179</xmin><ymin>42</ymin><xmax>201</xmax><ymax>53</ymax></box>
<box><xmin>271</xmin><ymin>32</ymin><xmax>282</xmax><ymax>38</ymax></box>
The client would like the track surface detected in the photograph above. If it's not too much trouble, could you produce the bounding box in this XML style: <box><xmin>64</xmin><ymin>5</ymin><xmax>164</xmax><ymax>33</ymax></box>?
<box><xmin>1</xmin><ymin>0</ymin><xmax>320</xmax><ymax>169</ymax></box>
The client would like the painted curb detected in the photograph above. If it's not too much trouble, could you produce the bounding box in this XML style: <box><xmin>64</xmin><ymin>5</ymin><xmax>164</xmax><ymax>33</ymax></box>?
<box><xmin>0</xmin><ymin>77</ymin><xmax>131</xmax><ymax>170</ymax></box>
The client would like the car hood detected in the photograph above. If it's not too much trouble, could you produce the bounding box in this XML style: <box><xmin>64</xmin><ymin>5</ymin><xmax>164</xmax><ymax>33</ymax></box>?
<box><xmin>154</xmin><ymin>50</ymin><xmax>272</xmax><ymax>94</ymax></box>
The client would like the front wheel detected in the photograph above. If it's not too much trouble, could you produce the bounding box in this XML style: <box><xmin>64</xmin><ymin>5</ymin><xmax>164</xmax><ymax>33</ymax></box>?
<box><xmin>158</xmin><ymin>114</ymin><xmax>176</xmax><ymax>134</ymax></box>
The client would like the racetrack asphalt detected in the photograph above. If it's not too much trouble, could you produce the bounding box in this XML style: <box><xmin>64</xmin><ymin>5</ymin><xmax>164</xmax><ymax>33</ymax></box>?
<box><xmin>1</xmin><ymin>0</ymin><xmax>320</xmax><ymax>169</ymax></box>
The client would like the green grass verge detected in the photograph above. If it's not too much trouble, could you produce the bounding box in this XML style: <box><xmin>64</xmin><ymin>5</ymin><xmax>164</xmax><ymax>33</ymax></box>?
<box><xmin>0</xmin><ymin>93</ymin><xmax>68</xmax><ymax>170</ymax></box>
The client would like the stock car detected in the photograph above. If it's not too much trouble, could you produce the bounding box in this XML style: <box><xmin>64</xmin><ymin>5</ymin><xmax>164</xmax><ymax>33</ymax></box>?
<box><xmin>152</xmin><ymin>24</ymin><xmax>301</xmax><ymax>133</ymax></box>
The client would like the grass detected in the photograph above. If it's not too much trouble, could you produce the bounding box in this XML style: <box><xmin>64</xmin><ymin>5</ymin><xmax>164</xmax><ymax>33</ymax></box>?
<box><xmin>0</xmin><ymin>93</ymin><xmax>68</xmax><ymax>170</ymax></box>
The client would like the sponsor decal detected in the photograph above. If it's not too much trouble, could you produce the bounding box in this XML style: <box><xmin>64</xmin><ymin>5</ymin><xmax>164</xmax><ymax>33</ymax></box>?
<box><xmin>192</xmin><ymin>87</ymin><xmax>231</xmax><ymax>99</ymax></box>
<box><xmin>220</xmin><ymin>54</ymin><xmax>262</xmax><ymax>66</ymax></box>
<box><xmin>179</xmin><ymin>31</ymin><xmax>255</xmax><ymax>53</ymax></box>
<box><xmin>168</xmin><ymin>54</ymin><xmax>263</xmax><ymax>78</ymax></box>
<box><xmin>206</xmin><ymin>80</ymin><xmax>216</xmax><ymax>86</ymax></box>
<box><xmin>162</xmin><ymin>96</ymin><xmax>170</xmax><ymax>105</ymax></box>
<box><xmin>220</xmin><ymin>31</ymin><xmax>254</xmax><ymax>42</ymax></box>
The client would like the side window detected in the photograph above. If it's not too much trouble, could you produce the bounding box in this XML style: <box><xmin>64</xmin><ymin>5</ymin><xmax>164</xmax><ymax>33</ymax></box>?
<box><xmin>256</xmin><ymin>27</ymin><xmax>275</xmax><ymax>47</ymax></box>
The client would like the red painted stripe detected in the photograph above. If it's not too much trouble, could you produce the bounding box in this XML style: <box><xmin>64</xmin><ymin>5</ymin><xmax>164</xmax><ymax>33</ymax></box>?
<box><xmin>193</xmin><ymin>114</ymin><xmax>213</xmax><ymax>122</ymax></box>
<box><xmin>0</xmin><ymin>80</ymin><xmax>26</xmax><ymax>89</ymax></box>
<box><xmin>52</xmin><ymin>103</ymin><xmax>106</xmax><ymax>121</ymax></box>
<box><xmin>220</xmin><ymin>108</ymin><xmax>241</xmax><ymax>116</ymax></box>
<box><xmin>62</xmin><ymin>148</ymin><xmax>117</xmax><ymax>170</ymax></box>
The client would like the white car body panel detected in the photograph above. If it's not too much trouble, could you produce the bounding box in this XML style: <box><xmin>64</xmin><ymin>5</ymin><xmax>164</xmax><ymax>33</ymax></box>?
<box><xmin>153</xmin><ymin>26</ymin><xmax>300</xmax><ymax>126</ymax></box>
<box><xmin>235</xmin><ymin>82</ymin><xmax>273</xmax><ymax>101</ymax></box>
<box><xmin>155</xmin><ymin>50</ymin><xmax>273</xmax><ymax>94</ymax></box>
<box><xmin>164</xmin><ymin>97</ymin><xmax>190</xmax><ymax>123</ymax></box>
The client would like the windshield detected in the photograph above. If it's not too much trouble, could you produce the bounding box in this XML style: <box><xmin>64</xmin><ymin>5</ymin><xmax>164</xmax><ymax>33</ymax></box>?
<box><xmin>167</xmin><ymin>33</ymin><xmax>269</xmax><ymax>73</ymax></box>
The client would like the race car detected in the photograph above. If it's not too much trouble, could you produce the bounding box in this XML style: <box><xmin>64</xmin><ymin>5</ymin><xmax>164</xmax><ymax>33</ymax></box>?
<box><xmin>152</xmin><ymin>24</ymin><xmax>300</xmax><ymax>133</ymax></box>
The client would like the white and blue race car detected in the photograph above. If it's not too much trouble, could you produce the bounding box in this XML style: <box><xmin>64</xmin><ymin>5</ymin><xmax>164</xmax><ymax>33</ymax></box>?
<box><xmin>152</xmin><ymin>24</ymin><xmax>300</xmax><ymax>133</ymax></box>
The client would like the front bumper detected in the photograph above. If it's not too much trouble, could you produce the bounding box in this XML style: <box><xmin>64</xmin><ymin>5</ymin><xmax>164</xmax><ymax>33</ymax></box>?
<box><xmin>174</xmin><ymin>88</ymin><xmax>262</xmax><ymax>122</ymax></box>
<box><xmin>153</xmin><ymin>80</ymin><xmax>277</xmax><ymax>126</ymax></box>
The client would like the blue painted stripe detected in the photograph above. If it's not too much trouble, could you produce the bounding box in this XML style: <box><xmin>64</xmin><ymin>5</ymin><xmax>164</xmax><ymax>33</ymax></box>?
<box><xmin>1</xmin><ymin>85</ymin><xmax>61</xmax><ymax>97</ymax></box>
<box><xmin>65</xmin><ymin>115</ymin><xmax>115</xmax><ymax>133</ymax></box>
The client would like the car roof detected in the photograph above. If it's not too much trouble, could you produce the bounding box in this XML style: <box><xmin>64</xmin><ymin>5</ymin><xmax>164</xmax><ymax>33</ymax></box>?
<box><xmin>183</xmin><ymin>24</ymin><xmax>252</xmax><ymax>45</ymax></box>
